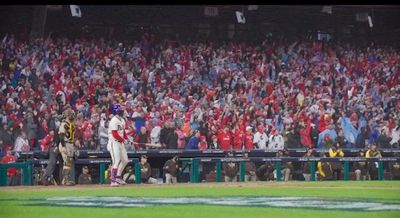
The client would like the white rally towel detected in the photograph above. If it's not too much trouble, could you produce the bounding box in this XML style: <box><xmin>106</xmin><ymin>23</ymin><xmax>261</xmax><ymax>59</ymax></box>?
<box><xmin>2</xmin><ymin>34</ymin><xmax>7</xmax><ymax>44</ymax></box>
<box><xmin>70</xmin><ymin>5</ymin><xmax>82</xmax><ymax>18</ymax></box>
<box><xmin>368</xmin><ymin>15</ymin><xmax>373</xmax><ymax>28</ymax></box>
<box><xmin>235</xmin><ymin>11</ymin><xmax>246</xmax><ymax>24</ymax></box>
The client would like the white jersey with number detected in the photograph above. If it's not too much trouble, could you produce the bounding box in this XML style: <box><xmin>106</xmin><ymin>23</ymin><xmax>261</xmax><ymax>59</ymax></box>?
<box><xmin>107</xmin><ymin>115</ymin><xmax>129</xmax><ymax>174</ymax></box>
<box><xmin>253</xmin><ymin>131</ymin><xmax>268</xmax><ymax>149</ymax></box>
<box><xmin>108</xmin><ymin>115</ymin><xmax>126</xmax><ymax>143</ymax></box>
<box><xmin>268</xmin><ymin>134</ymin><xmax>284</xmax><ymax>150</ymax></box>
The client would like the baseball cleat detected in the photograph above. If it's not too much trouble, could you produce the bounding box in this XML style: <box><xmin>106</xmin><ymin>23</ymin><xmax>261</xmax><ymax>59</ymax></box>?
<box><xmin>63</xmin><ymin>181</ymin><xmax>75</xmax><ymax>186</ymax></box>
<box><xmin>110</xmin><ymin>181</ymin><xmax>120</xmax><ymax>187</ymax></box>
<box><xmin>115</xmin><ymin>177</ymin><xmax>127</xmax><ymax>185</ymax></box>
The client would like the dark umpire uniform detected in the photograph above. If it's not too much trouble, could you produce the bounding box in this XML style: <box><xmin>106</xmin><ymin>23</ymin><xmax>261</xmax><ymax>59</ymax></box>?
<box><xmin>42</xmin><ymin>124</ymin><xmax>62</xmax><ymax>185</ymax></box>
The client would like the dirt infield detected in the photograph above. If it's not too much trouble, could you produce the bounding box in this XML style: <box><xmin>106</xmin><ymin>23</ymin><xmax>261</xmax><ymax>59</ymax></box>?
<box><xmin>2</xmin><ymin>181</ymin><xmax>400</xmax><ymax>192</ymax></box>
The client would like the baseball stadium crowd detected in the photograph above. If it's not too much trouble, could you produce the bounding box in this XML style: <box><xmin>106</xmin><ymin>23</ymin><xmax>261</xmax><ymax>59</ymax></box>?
<box><xmin>0</xmin><ymin>32</ymin><xmax>399</xmax><ymax>155</ymax></box>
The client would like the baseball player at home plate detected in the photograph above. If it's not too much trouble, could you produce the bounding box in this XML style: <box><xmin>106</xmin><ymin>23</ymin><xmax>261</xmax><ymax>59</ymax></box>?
<box><xmin>107</xmin><ymin>103</ymin><xmax>129</xmax><ymax>187</ymax></box>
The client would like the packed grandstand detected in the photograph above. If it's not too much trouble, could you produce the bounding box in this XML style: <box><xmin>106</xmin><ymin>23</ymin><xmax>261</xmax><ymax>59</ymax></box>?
<box><xmin>0</xmin><ymin>32</ymin><xmax>399</xmax><ymax>153</ymax></box>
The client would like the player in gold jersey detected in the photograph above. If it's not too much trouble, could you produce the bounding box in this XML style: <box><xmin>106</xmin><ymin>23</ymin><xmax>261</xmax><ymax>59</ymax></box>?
<box><xmin>366</xmin><ymin>143</ymin><xmax>382</xmax><ymax>180</ymax></box>
<box><xmin>59</xmin><ymin>108</ymin><xmax>77</xmax><ymax>186</ymax></box>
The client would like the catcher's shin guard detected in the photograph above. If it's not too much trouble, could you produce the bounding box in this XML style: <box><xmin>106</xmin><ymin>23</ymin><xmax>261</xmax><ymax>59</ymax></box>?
<box><xmin>62</xmin><ymin>157</ymin><xmax>74</xmax><ymax>185</ymax></box>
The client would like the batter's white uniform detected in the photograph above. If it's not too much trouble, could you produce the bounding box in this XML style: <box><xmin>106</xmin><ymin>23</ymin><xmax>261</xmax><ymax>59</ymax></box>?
<box><xmin>107</xmin><ymin>115</ymin><xmax>129</xmax><ymax>176</ymax></box>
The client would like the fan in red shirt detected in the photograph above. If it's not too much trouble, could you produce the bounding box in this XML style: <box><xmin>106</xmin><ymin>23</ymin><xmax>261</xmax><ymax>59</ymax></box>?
<box><xmin>198</xmin><ymin>136</ymin><xmax>208</xmax><ymax>150</ymax></box>
<box><xmin>318</xmin><ymin>114</ymin><xmax>332</xmax><ymax>133</ymax></box>
<box><xmin>232</xmin><ymin>126</ymin><xmax>244</xmax><ymax>150</ymax></box>
<box><xmin>299</xmin><ymin>118</ymin><xmax>313</xmax><ymax>149</ymax></box>
<box><xmin>81</xmin><ymin>118</ymin><xmax>94</xmax><ymax>146</ymax></box>
<box><xmin>218</xmin><ymin>125</ymin><xmax>232</xmax><ymax>150</ymax></box>
<box><xmin>0</xmin><ymin>148</ymin><xmax>18</xmax><ymax>185</ymax></box>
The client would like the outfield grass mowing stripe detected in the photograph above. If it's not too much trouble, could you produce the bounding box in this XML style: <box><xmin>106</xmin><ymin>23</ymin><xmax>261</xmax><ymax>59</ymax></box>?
<box><xmin>2</xmin><ymin>182</ymin><xmax>400</xmax><ymax>198</ymax></box>
<box><xmin>1</xmin><ymin>181</ymin><xmax>400</xmax><ymax>218</ymax></box>
<box><xmin>1</xmin><ymin>203</ymin><xmax>400</xmax><ymax>218</ymax></box>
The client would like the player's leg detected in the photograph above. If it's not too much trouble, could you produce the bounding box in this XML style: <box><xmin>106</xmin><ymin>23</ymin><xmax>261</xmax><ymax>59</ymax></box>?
<box><xmin>109</xmin><ymin>141</ymin><xmax>121</xmax><ymax>184</ymax></box>
<box><xmin>115</xmin><ymin>144</ymin><xmax>128</xmax><ymax>185</ymax></box>
<box><xmin>43</xmin><ymin>146</ymin><xmax>58</xmax><ymax>185</ymax></box>
<box><xmin>59</xmin><ymin>145</ymin><xmax>67</xmax><ymax>184</ymax></box>
<box><xmin>171</xmin><ymin>175</ymin><xmax>177</xmax><ymax>184</ymax></box>
<box><xmin>224</xmin><ymin>176</ymin><xmax>229</xmax><ymax>182</ymax></box>
<box><xmin>165</xmin><ymin>173</ymin><xmax>172</xmax><ymax>184</ymax></box>
<box><xmin>283</xmin><ymin>168</ymin><xmax>290</xmax><ymax>181</ymax></box>
<box><xmin>65</xmin><ymin>143</ymin><xmax>75</xmax><ymax>185</ymax></box>
<box><xmin>355</xmin><ymin>169</ymin><xmax>361</xmax><ymax>180</ymax></box>
<box><xmin>117</xmin><ymin>144</ymin><xmax>129</xmax><ymax>177</ymax></box>
<box><xmin>60</xmin><ymin>144</ymin><xmax>74</xmax><ymax>185</ymax></box>
<box><xmin>303</xmin><ymin>173</ymin><xmax>311</xmax><ymax>181</ymax></box>
<box><xmin>107</xmin><ymin>142</ymin><xmax>114</xmax><ymax>179</ymax></box>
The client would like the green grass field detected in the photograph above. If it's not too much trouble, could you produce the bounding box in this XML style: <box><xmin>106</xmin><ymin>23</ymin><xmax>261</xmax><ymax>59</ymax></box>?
<box><xmin>1</xmin><ymin>181</ymin><xmax>400</xmax><ymax>218</ymax></box>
